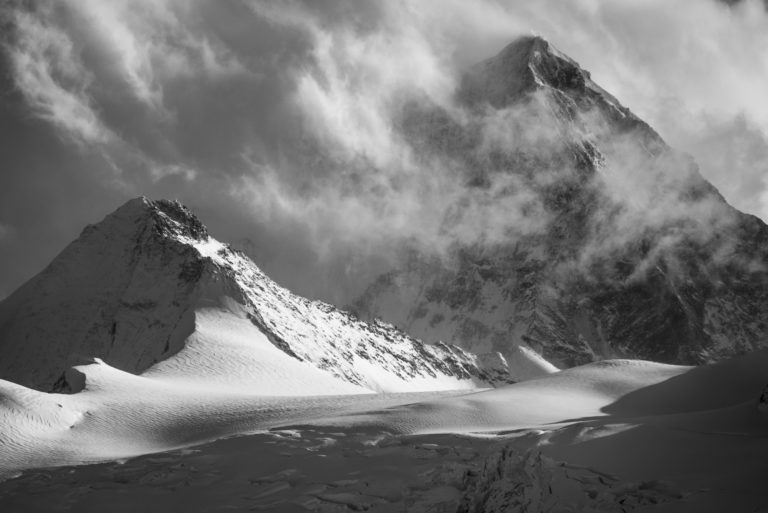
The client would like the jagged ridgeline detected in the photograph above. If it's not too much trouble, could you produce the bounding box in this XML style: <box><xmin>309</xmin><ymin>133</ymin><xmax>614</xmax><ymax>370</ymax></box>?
<box><xmin>353</xmin><ymin>36</ymin><xmax>768</xmax><ymax>366</ymax></box>
<box><xmin>0</xmin><ymin>198</ymin><xmax>518</xmax><ymax>392</ymax></box>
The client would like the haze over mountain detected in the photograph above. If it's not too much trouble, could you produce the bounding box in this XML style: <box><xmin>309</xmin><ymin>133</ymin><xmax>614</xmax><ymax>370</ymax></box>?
<box><xmin>354</xmin><ymin>36</ymin><xmax>768</xmax><ymax>367</ymax></box>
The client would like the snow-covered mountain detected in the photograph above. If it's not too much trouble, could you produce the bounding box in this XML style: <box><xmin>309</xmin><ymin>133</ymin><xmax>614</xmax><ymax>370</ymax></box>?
<box><xmin>0</xmin><ymin>198</ymin><xmax>515</xmax><ymax>393</ymax></box>
<box><xmin>354</xmin><ymin>36</ymin><xmax>768</xmax><ymax>367</ymax></box>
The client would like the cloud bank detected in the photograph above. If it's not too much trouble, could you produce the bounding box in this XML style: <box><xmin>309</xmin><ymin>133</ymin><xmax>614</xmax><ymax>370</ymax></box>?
<box><xmin>1</xmin><ymin>0</ymin><xmax>767</xmax><ymax>303</ymax></box>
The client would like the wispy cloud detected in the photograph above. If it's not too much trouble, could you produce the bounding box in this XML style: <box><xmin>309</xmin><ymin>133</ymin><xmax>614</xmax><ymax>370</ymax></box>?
<box><xmin>1</xmin><ymin>0</ymin><xmax>767</xmax><ymax>301</ymax></box>
<box><xmin>5</xmin><ymin>6</ymin><xmax>113</xmax><ymax>146</ymax></box>
<box><xmin>2</xmin><ymin>0</ymin><xmax>249</xmax><ymax>184</ymax></box>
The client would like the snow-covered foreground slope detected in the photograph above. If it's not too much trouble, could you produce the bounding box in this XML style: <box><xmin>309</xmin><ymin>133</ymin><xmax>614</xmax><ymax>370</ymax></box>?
<box><xmin>291</xmin><ymin>358</ymin><xmax>692</xmax><ymax>434</ymax></box>
<box><xmin>458</xmin><ymin>351</ymin><xmax>768</xmax><ymax>512</ymax></box>
<box><xmin>1</xmin><ymin>351</ymin><xmax>767</xmax><ymax>511</ymax></box>
<box><xmin>317</xmin><ymin>349</ymin><xmax>768</xmax><ymax>437</ymax></box>
<box><xmin>0</xmin><ymin>350</ymin><xmax>689</xmax><ymax>479</ymax></box>
<box><xmin>0</xmin><ymin>357</ymin><xmax>470</xmax><ymax>480</ymax></box>
<box><xmin>0</xmin><ymin>197</ymin><xmax>512</xmax><ymax>394</ymax></box>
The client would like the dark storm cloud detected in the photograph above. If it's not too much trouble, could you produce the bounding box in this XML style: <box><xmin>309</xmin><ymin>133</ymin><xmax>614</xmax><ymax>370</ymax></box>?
<box><xmin>1</xmin><ymin>0</ymin><xmax>767</xmax><ymax>303</ymax></box>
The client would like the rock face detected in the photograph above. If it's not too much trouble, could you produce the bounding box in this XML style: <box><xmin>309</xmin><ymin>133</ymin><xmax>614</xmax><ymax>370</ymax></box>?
<box><xmin>0</xmin><ymin>198</ymin><xmax>204</xmax><ymax>392</ymax></box>
<box><xmin>0</xmin><ymin>198</ymin><xmax>512</xmax><ymax>392</ymax></box>
<box><xmin>354</xmin><ymin>36</ymin><xmax>768</xmax><ymax>367</ymax></box>
<box><xmin>759</xmin><ymin>384</ymin><xmax>768</xmax><ymax>414</ymax></box>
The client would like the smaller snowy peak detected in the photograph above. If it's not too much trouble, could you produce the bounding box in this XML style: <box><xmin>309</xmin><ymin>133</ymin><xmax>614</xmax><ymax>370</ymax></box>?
<box><xmin>107</xmin><ymin>197</ymin><xmax>209</xmax><ymax>242</ymax></box>
<box><xmin>0</xmin><ymin>198</ymin><xmax>512</xmax><ymax>393</ymax></box>
<box><xmin>153</xmin><ymin>199</ymin><xmax>209</xmax><ymax>241</ymax></box>
<box><xmin>71</xmin><ymin>196</ymin><xmax>210</xmax><ymax>259</ymax></box>
<box><xmin>0</xmin><ymin>197</ymin><xmax>216</xmax><ymax>391</ymax></box>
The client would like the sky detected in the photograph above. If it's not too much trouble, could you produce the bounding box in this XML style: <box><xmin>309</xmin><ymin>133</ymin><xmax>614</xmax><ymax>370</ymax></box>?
<box><xmin>1</xmin><ymin>0</ymin><xmax>767</xmax><ymax>303</ymax></box>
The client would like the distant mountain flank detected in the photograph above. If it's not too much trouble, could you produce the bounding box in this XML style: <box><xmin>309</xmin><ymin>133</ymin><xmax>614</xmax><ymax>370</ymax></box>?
<box><xmin>354</xmin><ymin>36</ymin><xmax>768</xmax><ymax>367</ymax></box>
<box><xmin>0</xmin><ymin>198</ymin><xmax>521</xmax><ymax>393</ymax></box>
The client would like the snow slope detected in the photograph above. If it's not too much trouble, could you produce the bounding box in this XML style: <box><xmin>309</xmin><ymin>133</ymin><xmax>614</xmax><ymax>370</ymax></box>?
<box><xmin>0</xmin><ymin>355</ymin><xmax>469</xmax><ymax>480</ymax></box>
<box><xmin>457</xmin><ymin>350</ymin><xmax>768</xmax><ymax>512</ymax></box>
<box><xmin>299</xmin><ymin>359</ymin><xmax>691</xmax><ymax>435</ymax></box>
<box><xmin>2</xmin><ymin>350</ymin><xmax>766</xmax><ymax>512</ymax></box>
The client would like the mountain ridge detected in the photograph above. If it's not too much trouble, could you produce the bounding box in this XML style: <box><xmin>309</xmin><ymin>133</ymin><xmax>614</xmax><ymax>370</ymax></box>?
<box><xmin>0</xmin><ymin>197</ymin><xmax>522</xmax><ymax>393</ymax></box>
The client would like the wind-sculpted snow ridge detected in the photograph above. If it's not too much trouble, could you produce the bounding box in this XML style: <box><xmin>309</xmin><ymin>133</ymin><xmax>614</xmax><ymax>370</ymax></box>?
<box><xmin>356</xmin><ymin>35</ymin><xmax>768</xmax><ymax>368</ymax></box>
<box><xmin>0</xmin><ymin>197</ymin><xmax>511</xmax><ymax>393</ymax></box>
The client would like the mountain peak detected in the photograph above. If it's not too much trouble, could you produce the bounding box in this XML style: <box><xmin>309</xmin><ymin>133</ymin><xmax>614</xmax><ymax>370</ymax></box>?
<box><xmin>111</xmin><ymin>197</ymin><xmax>209</xmax><ymax>242</ymax></box>
<box><xmin>516</xmin><ymin>36</ymin><xmax>588</xmax><ymax>89</ymax></box>
<box><xmin>494</xmin><ymin>34</ymin><xmax>557</xmax><ymax>68</ymax></box>
<box><xmin>460</xmin><ymin>35</ymin><xmax>590</xmax><ymax>107</ymax></box>
<box><xmin>458</xmin><ymin>34</ymin><xmax>661</xmax><ymax>149</ymax></box>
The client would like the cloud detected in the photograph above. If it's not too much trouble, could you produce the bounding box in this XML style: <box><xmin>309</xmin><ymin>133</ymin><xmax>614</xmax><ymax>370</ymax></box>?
<box><xmin>656</xmin><ymin>111</ymin><xmax>768</xmax><ymax>222</ymax></box>
<box><xmin>4</xmin><ymin>5</ymin><xmax>113</xmax><ymax>146</ymax></box>
<box><xmin>243</xmin><ymin>0</ymin><xmax>768</xmax><ymax>230</ymax></box>
<box><xmin>66</xmin><ymin>0</ymin><xmax>246</xmax><ymax>109</ymax></box>
<box><xmin>2</xmin><ymin>0</ymin><xmax>253</xmax><ymax>184</ymax></box>
<box><xmin>1</xmin><ymin>0</ymin><xmax>767</xmax><ymax>304</ymax></box>
<box><xmin>502</xmin><ymin>0</ymin><xmax>768</xmax><ymax>221</ymax></box>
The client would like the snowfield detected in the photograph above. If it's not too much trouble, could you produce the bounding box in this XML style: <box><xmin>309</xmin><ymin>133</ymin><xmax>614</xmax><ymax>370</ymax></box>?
<box><xmin>299</xmin><ymin>358</ymin><xmax>692</xmax><ymax>435</ymax></box>
<box><xmin>2</xmin><ymin>350</ymin><xmax>767</xmax><ymax>511</ymax></box>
